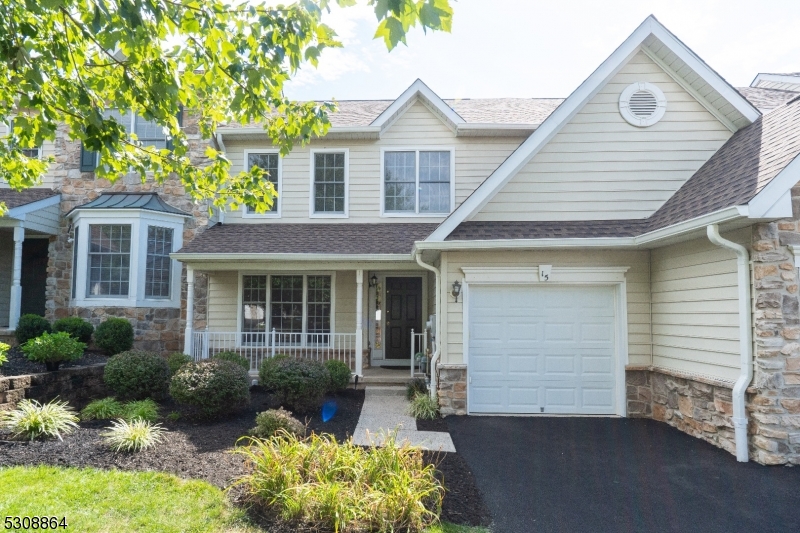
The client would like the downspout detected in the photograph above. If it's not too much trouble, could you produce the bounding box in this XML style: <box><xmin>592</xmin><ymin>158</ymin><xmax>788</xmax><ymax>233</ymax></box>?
<box><xmin>707</xmin><ymin>224</ymin><xmax>753</xmax><ymax>462</ymax></box>
<box><xmin>415</xmin><ymin>251</ymin><xmax>441</xmax><ymax>399</ymax></box>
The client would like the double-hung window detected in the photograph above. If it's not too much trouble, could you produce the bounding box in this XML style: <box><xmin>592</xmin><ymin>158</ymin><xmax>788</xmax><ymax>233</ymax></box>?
<box><xmin>383</xmin><ymin>149</ymin><xmax>453</xmax><ymax>215</ymax></box>
<box><xmin>144</xmin><ymin>226</ymin><xmax>173</xmax><ymax>298</ymax></box>
<box><xmin>87</xmin><ymin>225</ymin><xmax>132</xmax><ymax>297</ymax></box>
<box><xmin>311</xmin><ymin>151</ymin><xmax>348</xmax><ymax>216</ymax></box>
<box><xmin>241</xmin><ymin>274</ymin><xmax>333</xmax><ymax>345</ymax></box>
<box><xmin>245</xmin><ymin>152</ymin><xmax>280</xmax><ymax>216</ymax></box>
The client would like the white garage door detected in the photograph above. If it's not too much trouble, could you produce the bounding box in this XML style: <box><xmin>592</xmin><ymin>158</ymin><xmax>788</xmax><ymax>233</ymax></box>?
<box><xmin>468</xmin><ymin>285</ymin><xmax>617</xmax><ymax>415</ymax></box>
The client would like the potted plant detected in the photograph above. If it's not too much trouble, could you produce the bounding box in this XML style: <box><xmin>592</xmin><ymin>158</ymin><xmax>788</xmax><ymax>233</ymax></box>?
<box><xmin>21</xmin><ymin>332</ymin><xmax>86</xmax><ymax>371</ymax></box>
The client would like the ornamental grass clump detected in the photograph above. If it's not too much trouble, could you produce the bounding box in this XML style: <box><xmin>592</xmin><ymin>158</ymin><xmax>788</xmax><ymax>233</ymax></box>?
<box><xmin>236</xmin><ymin>432</ymin><xmax>443</xmax><ymax>532</ymax></box>
<box><xmin>170</xmin><ymin>359</ymin><xmax>250</xmax><ymax>418</ymax></box>
<box><xmin>408</xmin><ymin>392</ymin><xmax>440</xmax><ymax>420</ymax></box>
<box><xmin>120</xmin><ymin>399</ymin><xmax>160</xmax><ymax>423</ymax></box>
<box><xmin>81</xmin><ymin>397</ymin><xmax>124</xmax><ymax>421</ymax></box>
<box><xmin>102</xmin><ymin>418</ymin><xmax>166</xmax><ymax>452</ymax></box>
<box><xmin>0</xmin><ymin>341</ymin><xmax>9</xmax><ymax>368</ymax></box>
<box><xmin>0</xmin><ymin>399</ymin><xmax>79</xmax><ymax>441</ymax></box>
<box><xmin>21</xmin><ymin>331</ymin><xmax>86</xmax><ymax>371</ymax></box>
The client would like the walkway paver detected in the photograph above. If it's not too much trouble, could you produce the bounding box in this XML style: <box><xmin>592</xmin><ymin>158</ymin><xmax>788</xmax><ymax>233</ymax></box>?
<box><xmin>352</xmin><ymin>386</ymin><xmax>456</xmax><ymax>452</ymax></box>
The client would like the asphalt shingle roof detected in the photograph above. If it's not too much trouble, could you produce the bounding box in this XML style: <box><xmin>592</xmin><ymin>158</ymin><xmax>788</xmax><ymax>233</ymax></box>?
<box><xmin>737</xmin><ymin>87</ymin><xmax>799</xmax><ymax>113</ymax></box>
<box><xmin>177</xmin><ymin>223</ymin><xmax>440</xmax><ymax>255</ymax></box>
<box><xmin>0</xmin><ymin>188</ymin><xmax>59</xmax><ymax>209</ymax></box>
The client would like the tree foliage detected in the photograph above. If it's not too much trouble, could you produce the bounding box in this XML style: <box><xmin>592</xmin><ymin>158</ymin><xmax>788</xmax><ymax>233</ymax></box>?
<box><xmin>0</xmin><ymin>0</ymin><xmax>453</xmax><ymax>214</ymax></box>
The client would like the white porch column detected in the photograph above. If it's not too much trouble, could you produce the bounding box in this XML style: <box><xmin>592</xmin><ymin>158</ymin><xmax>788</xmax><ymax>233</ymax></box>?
<box><xmin>355</xmin><ymin>269</ymin><xmax>363</xmax><ymax>376</ymax></box>
<box><xmin>8</xmin><ymin>225</ymin><xmax>24</xmax><ymax>330</ymax></box>
<box><xmin>183</xmin><ymin>266</ymin><xmax>195</xmax><ymax>356</ymax></box>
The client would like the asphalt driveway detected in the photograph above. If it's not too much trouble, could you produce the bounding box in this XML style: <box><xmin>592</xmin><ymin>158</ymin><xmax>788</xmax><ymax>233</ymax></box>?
<box><xmin>446</xmin><ymin>416</ymin><xmax>800</xmax><ymax>533</ymax></box>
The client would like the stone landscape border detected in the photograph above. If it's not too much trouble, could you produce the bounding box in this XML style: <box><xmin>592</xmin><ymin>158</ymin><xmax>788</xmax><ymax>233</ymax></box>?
<box><xmin>0</xmin><ymin>364</ymin><xmax>108</xmax><ymax>411</ymax></box>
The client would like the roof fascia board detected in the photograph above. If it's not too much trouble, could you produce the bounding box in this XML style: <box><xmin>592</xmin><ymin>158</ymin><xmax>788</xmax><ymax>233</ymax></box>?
<box><xmin>639</xmin><ymin>46</ymin><xmax>738</xmax><ymax>133</ymax></box>
<box><xmin>747</xmin><ymin>153</ymin><xmax>800</xmax><ymax>218</ymax></box>
<box><xmin>751</xmin><ymin>73</ymin><xmax>800</xmax><ymax>87</ymax></box>
<box><xmin>6</xmin><ymin>194</ymin><xmax>61</xmax><ymax>218</ymax></box>
<box><xmin>171</xmin><ymin>252</ymin><xmax>413</xmax><ymax>262</ymax></box>
<box><xmin>370</xmin><ymin>79</ymin><xmax>464</xmax><ymax>136</ymax></box>
<box><xmin>425</xmin><ymin>19</ymin><xmax>653</xmax><ymax>242</ymax></box>
<box><xmin>68</xmin><ymin>206</ymin><xmax>191</xmax><ymax>219</ymax></box>
<box><xmin>646</xmin><ymin>23</ymin><xmax>760</xmax><ymax>124</ymax></box>
<box><xmin>635</xmin><ymin>206</ymin><xmax>747</xmax><ymax>245</ymax></box>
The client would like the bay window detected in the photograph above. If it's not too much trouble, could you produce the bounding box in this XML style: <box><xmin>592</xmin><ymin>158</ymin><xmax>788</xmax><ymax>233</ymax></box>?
<box><xmin>382</xmin><ymin>148</ymin><xmax>454</xmax><ymax>215</ymax></box>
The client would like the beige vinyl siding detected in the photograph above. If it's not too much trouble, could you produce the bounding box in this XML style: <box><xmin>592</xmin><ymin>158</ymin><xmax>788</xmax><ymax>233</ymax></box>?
<box><xmin>441</xmin><ymin>249</ymin><xmax>651</xmax><ymax>366</ymax></box>
<box><xmin>206</xmin><ymin>270</ymin><xmax>358</xmax><ymax>333</ymax></box>
<box><xmin>0</xmin><ymin>232</ymin><xmax>12</xmax><ymax>327</ymax></box>
<box><xmin>474</xmin><ymin>51</ymin><xmax>733</xmax><ymax>222</ymax></box>
<box><xmin>650</xmin><ymin>228</ymin><xmax>749</xmax><ymax>382</ymax></box>
<box><xmin>222</xmin><ymin>100</ymin><xmax>525</xmax><ymax>223</ymax></box>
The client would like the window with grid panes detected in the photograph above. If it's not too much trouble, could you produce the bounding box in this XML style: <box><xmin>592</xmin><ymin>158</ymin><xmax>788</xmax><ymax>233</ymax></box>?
<box><xmin>144</xmin><ymin>226</ymin><xmax>173</xmax><ymax>298</ymax></box>
<box><xmin>419</xmin><ymin>151</ymin><xmax>451</xmax><ymax>213</ymax></box>
<box><xmin>384</xmin><ymin>151</ymin><xmax>416</xmax><ymax>212</ymax></box>
<box><xmin>242</xmin><ymin>275</ymin><xmax>268</xmax><ymax>344</ymax></box>
<box><xmin>313</xmin><ymin>152</ymin><xmax>346</xmax><ymax>214</ymax></box>
<box><xmin>270</xmin><ymin>276</ymin><xmax>304</xmax><ymax>343</ymax></box>
<box><xmin>87</xmin><ymin>225</ymin><xmax>131</xmax><ymax>296</ymax></box>
<box><xmin>384</xmin><ymin>150</ymin><xmax>451</xmax><ymax>213</ymax></box>
<box><xmin>306</xmin><ymin>275</ymin><xmax>332</xmax><ymax>343</ymax></box>
<box><xmin>247</xmin><ymin>153</ymin><xmax>280</xmax><ymax>213</ymax></box>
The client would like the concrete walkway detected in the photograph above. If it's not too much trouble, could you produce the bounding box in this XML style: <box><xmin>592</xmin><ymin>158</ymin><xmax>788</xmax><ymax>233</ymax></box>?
<box><xmin>352</xmin><ymin>386</ymin><xmax>456</xmax><ymax>452</ymax></box>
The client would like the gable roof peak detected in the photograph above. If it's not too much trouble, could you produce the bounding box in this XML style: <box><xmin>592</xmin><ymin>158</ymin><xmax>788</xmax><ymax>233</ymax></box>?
<box><xmin>370</xmin><ymin>78</ymin><xmax>464</xmax><ymax>133</ymax></box>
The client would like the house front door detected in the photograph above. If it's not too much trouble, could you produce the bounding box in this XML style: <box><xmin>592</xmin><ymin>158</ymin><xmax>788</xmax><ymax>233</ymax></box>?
<box><xmin>385</xmin><ymin>277</ymin><xmax>422</xmax><ymax>360</ymax></box>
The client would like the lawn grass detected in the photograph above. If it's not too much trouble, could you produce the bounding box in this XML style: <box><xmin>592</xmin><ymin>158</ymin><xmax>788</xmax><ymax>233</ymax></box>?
<box><xmin>0</xmin><ymin>466</ymin><xmax>489</xmax><ymax>532</ymax></box>
<box><xmin>0</xmin><ymin>466</ymin><xmax>257</xmax><ymax>533</ymax></box>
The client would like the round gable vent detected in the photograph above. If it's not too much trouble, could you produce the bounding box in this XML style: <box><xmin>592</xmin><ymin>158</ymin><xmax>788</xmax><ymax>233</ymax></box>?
<box><xmin>619</xmin><ymin>82</ymin><xmax>667</xmax><ymax>127</ymax></box>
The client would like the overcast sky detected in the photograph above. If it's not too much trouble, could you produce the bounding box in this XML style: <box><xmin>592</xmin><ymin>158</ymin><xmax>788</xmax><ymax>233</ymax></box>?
<box><xmin>284</xmin><ymin>0</ymin><xmax>800</xmax><ymax>101</ymax></box>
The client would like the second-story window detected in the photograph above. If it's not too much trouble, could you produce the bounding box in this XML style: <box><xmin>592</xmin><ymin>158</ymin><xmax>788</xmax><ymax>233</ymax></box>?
<box><xmin>104</xmin><ymin>110</ymin><xmax>169</xmax><ymax>149</ymax></box>
<box><xmin>311</xmin><ymin>150</ymin><xmax>348</xmax><ymax>216</ymax></box>
<box><xmin>383</xmin><ymin>149</ymin><xmax>453</xmax><ymax>215</ymax></box>
<box><xmin>246</xmin><ymin>152</ymin><xmax>280</xmax><ymax>215</ymax></box>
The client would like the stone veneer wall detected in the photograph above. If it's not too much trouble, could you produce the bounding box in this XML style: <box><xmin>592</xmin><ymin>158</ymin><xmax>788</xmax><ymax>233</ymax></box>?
<box><xmin>43</xmin><ymin>112</ymin><xmax>212</xmax><ymax>353</ymax></box>
<box><xmin>0</xmin><ymin>365</ymin><xmax>109</xmax><ymax>411</ymax></box>
<box><xmin>437</xmin><ymin>364</ymin><xmax>467</xmax><ymax>415</ymax></box>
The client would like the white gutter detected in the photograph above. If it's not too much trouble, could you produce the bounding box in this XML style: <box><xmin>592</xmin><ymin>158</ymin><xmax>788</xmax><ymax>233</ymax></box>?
<box><xmin>707</xmin><ymin>224</ymin><xmax>753</xmax><ymax>462</ymax></box>
<box><xmin>171</xmin><ymin>252</ymin><xmax>413</xmax><ymax>262</ymax></box>
<box><xmin>415</xmin><ymin>251</ymin><xmax>441</xmax><ymax>400</ymax></box>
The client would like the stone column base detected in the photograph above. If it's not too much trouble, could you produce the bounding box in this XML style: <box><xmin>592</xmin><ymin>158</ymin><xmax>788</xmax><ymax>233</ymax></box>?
<box><xmin>438</xmin><ymin>364</ymin><xmax>467</xmax><ymax>415</ymax></box>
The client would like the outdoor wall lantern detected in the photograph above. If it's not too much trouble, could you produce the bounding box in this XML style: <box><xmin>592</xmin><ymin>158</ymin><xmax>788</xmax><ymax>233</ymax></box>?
<box><xmin>451</xmin><ymin>280</ymin><xmax>462</xmax><ymax>303</ymax></box>
<box><xmin>369</xmin><ymin>274</ymin><xmax>378</xmax><ymax>288</ymax></box>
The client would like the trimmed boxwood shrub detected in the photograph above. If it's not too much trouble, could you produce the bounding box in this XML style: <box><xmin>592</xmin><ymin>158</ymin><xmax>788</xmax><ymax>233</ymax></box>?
<box><xmin>52</xmin><ymin>316</ymin><xmax>94</xmax><ymax>344</ymax></box>
<box><xmin>259</xmin><ymin>358</ymin><xmax>329</xmax><ymax>413</ymax></box>
<box><xmin>212</xmin><ymin>351</ymin><xmax>250</xmax><ymax>371</ymax></box>
<box><xmin>95</xmin><ymin>318</ymin><xmax>134</xmax><ymax>355</ymax></box>
<box><xmin>21</xmin><ymin>331</ymin><xmax>86</xmax><ymax>371</ymax></box>
<box><xmin>15</xmin><ymin>314</ymin><xmax>51</xmax><ymax>345</ymax></box>
<box><xmin>170</xmin><ymin>359</ymin><xmax>250</xmax><ymax>417</ymax></box>
<box><xmin>324</xmin><ymin>359</ymin><xmax>351</xmax><ymax>392</ymax></box>
<box><xmin>104</xmin><ymin>350</ymin><xmax>170</xmax><ymax>400</ymax></box>
<box><xmin>249</xmin><ymin>408</ymin><xmax>306</xmax><ymax>439</ymax></box>
<box><xmin>166</xmin><ymin>352</ymin><xmax>193</xmax><ymax>376</ymax></box>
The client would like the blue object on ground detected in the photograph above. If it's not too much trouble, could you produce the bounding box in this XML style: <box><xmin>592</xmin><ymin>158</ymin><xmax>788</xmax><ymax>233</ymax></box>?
<box><xmin>321</xmin><ymin>400</ymin><xmax>338</xmax><ymax>422</ymax></box>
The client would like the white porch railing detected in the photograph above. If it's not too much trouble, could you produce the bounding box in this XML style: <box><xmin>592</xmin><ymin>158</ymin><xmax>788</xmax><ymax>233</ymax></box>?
<box><xmin>410</xmin><ymin>328</ymin><xmax>429</xmax><ymax>378</ymax></box>
<box><xmin>191</xmin><ymin>328</ymin><xmax>357</xmax><ymax>373</ymax></box>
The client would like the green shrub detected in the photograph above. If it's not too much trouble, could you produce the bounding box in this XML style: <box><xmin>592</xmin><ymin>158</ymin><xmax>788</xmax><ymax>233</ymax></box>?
<box><xmin>406</xmin><ymin>378</ymin><xmax>428</xmax><ymax>400</ymax></box>
<box><xmin>81</xmin><ymin>398</ymin><xmax>124</xmax><ymax>421</ymax></box>
<box><xmin>21</xmin><ymin>331</ymin><xmax>86</xmax><ymax>370</ymax></box>
<box><xmin>258</xmin><ymin>353</ymin><xmax>290</xmax><ymax>380</ymax></box>
<box><xmin>120</xmin><ymin>399</ymin><xmax>160</xmax><ymax>423</ymax></box>
<box><xmin>0</xmin><ymin>342</ymin><xmax>9</xmax><ymax>368</ymax></box>
<box><xmin>259</xmin><ymin>358</ymin><xmax>330</xmax><ymax>413</ymax></box>
<box><xmin>170</xmin><ymin>359</ymin><xmax>250</xmax><ymax>417</ymax></box>
<box><xmin>166</xmin><ymin>411</ymin><xmax>181</xmax><ymax>422</ymax></box>
<box><xmin>104</xmin><ymin>350</ymin><xmax>170</xmax><ymax>400</ymax></box>
<box><xmin>212</xmin><ymin>351</ymin><xmax>250</xmax><ymax>371</ymax></box>
<box><xmin>52</xmin><ymin>316</ymin><xmax>94</xmax><ymax>344</ymax></box>
<box><xmin>166</xmin><ymin>352</ymin><xmax>193</xmax><ymax>376</ymax></box>
<box><xmin>0</xmin><ymin>399</ymin><xmax>79</xmax><ymax>441</ymax></box>
<box><xmin>95</xmin><ymin>317</ymin><xmax>134</xmax><ymax>355</ymax></box>
<box><xmin>235</xmin><ymin>432</ymin><xmax>443</xmax><ymax>532</ymax></box>
<box><xmin>15</xmin><ymin>314</ymin><xmax>51</xmax><ymax>345</ymax></box>
<box><xmin>324</xmin><ymin>359</ymin><xmax>351</xmax><ymax>392</ymax></box>
<box><xmin>102</xmin><ymin>418</ymin><xmax>165</xmax><ymax>452</ymax></box>
<box><xmin>408</xmin><ymin>392</ymin><xmax>439</xmax><ymax>420</ymax></box>
<box><xmin>250</xmin><ymin>408</ymin><xmax>306</xmax><ymax>439</ymax></box>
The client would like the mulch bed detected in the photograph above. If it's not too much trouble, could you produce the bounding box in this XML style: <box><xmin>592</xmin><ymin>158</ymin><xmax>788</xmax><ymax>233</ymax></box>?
<box><xmin>0</xmin><ymin>386</ymin><xmax>492</xmax><ymax>530</ymax></box>
<box><xmin>0</xmin><ymin>346</ymin><xmax>108</xmax><ymax>378</ymax></box>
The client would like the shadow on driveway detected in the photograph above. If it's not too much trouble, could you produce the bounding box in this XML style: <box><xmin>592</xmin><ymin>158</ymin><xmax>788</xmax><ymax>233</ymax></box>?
<box><xmin>446</xmin><ymin>416</ymin><xmax>800</xmax><ymax>533</ymax></box>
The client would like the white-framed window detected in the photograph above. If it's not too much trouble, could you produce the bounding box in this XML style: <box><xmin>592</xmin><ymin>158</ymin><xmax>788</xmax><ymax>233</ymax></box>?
<box><xmin>242</xmin><ymin>150</ymin><xmax>281</xmax><ymax>218</ymax></box>
<box><xmin>239</xmin><ymin>273</ymin><xmax>335</xmax><ymax>345</ymax></box>
<box><xmin>380</xmin><ymin>147</ymin><xmax>455</xmax><ymax>216</ymax></box>
<box><xmin>309</xmin><ymin>149</ymin><xmax>349</xmax><ymax>217</ymax></box>
<box><xmin>70</xmin><ymin>211</ymin><xmax>185</xmax><ymax>308</ymax></box>
<box><xmin>103</xmin><ymin>109</ymin><xmax>169</xmax><ymax>149</ymax></box>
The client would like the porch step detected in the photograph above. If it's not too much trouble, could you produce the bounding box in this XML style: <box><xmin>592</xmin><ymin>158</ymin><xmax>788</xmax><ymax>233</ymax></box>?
<box><xmin>363</xmin><ymin>386</ymin><xmax>406</xmax><ymax>396</ymax></box>
<box><xmin>357</xmin><ymin>374</ymin><xmax>413</xmax><ymax>387</ymax></box>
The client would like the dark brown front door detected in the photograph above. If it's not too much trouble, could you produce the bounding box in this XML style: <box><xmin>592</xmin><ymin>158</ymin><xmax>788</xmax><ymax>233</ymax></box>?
<box><xmin>20</xmin><ymin>238</ymin><xmax>49</xmax><ymax>317</ymax></box>
<box><xmin>385</xmin><ymin>277</ymin><xmax>422</xmax><ymax>360</ymax></box>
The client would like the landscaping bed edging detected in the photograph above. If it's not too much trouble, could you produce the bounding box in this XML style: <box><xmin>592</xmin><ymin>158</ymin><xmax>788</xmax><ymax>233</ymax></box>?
<box><xmin>0</xmin><ymin>364</ymin><xmax>108</xmax><ymax>411</ymax></box>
